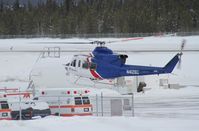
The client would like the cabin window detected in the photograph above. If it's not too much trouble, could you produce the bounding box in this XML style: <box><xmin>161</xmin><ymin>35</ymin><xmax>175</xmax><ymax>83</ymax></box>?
<box><xmin>82</xmin><ymin>61</ymin><xmax>89</xmax><ymax>69</ymax></box>
<box><xmin>82</xmin><ymin>97</ymin><xmax>90</xmax><ymax>104</ymax></box>
<box><xmin>71</xmin><ymin>60</ymin><xmax>76</xmax><ymax>67</ymax></box>
<box><xmin>74</xmin><ymin>60</ymin><xmax>76</xmax><ymax>67</ymax></box>
<box><xmin>74</xmin><ymin>97</ymin><xmax>82</xmax><ymax>105</ymax></box>
<box><xmin>90</xmin><ymin>63</ymin><xmax>97</xmax><ymax>70</ymax></box>
<box><xmin>2</xmin><ymin>112</ymin><xmax>8</xmax><ymax>117</ymax></box>
<box><xmin>78</xmin><ymin>60</ymin><xmax>81</xmax><ymax>67</ymax></box>
<box><xmin>67</xmin><ymin>98</ymin><xmax>71</xmax><ymax>104</ymax></box>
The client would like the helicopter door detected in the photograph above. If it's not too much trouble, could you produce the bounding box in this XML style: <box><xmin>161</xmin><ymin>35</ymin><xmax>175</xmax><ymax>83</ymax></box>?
<box><xmin>81</xmin><ymin>60</ymin><xmax>91</xmax><ymax>78</ymax></box>
<box><xmin>76</xmin><ymin>59</ymin><xmax>82</xmax><ymax>75</ymax></box>
<box><xmin>75</xmin><ymin>59</ymin><xmax>89</xmax><ymax>78</ymax></box>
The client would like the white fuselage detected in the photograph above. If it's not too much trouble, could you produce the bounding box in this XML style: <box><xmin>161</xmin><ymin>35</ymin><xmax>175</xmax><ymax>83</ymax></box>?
<box><xmin>66</xmin><ymin>54</ymin><xmax>100</xmax><ymax>80</ymax></box>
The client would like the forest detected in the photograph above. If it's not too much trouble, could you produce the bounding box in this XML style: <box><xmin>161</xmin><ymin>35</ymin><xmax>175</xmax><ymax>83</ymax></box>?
<box><xmin>0</xmin><ymin>0</ymin><xmax>199</xmax><ymax>35</ymax></box>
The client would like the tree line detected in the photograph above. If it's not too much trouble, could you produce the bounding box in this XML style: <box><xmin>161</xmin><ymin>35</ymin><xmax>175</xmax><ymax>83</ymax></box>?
<box><xmin>0</xmin><ymin>0</ymin><xmax>199</xmax><ymax>35</ymax></box>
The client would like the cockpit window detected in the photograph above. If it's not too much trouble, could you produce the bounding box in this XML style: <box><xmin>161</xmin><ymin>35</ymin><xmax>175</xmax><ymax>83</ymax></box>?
<box><xmin>82</xmin><ymin>97</ymin><xmax>90</xmax><ymax>104</ymax></box>
<box><xmin>90</xmin><ymin>63</ymin><xmax>97</xmax><ymax>70</ymax></box>
<box><xmin>75</xmin><ymin>97</ymin><xmax>82</xmax><ymax>105</ymax></box>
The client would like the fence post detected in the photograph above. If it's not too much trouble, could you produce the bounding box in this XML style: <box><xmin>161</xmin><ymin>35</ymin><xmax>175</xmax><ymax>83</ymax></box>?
<box><xmin>101</xmin><ymin>92</ymin><xmax>103</xmax><ymax>116</ymax></box>
<box><xmin>96</xmin><ymin>94</ymin><xmax>98</xmax><ymax>116</ymax></box>
<box><xmin>19</xmin><ymin>87</ymin><xmax>22</xmax><ymax>120</ymax></box>
<box><xmin>58</xmin><ymin>96</ymin><xmax>61</xmax><ymax>116</ymax></box>
<box><xmin>132</xmin><ymin>93</ymin><xmax>134</xmax><ymax>117</ymax></box>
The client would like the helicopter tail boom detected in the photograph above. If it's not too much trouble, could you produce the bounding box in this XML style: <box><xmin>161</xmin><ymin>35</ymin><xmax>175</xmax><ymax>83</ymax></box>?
<box><xmin>163</xmin><ymin>53</ymin><xmax>181</xmax><ymax>73</ymax></box>
<box><xmin>119</xmin><ymin>53</ymin><xmax>181</xmax><ymax>77</ymax></box>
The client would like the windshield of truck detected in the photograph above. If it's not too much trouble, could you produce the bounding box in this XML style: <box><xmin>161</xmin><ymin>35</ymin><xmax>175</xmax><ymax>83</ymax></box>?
<box><xmin>74</xmin><ymin>97</ymin><xmax>82</xmax><ymax>105</ymax></box>
<box><xmin>82</xmin><ymin>97</ymin><xmax>90</xmax><ymax>104</ymax></box>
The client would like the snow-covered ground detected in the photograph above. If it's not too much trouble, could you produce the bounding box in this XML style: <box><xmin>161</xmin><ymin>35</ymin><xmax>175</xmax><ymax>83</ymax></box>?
<box><xmin>1</xmin><ymin>116</ymin><xmax>199</xmax><ymax>131</ymax></box>
<box><xmin>135</xmin><ymin>86</ymin><xmax>199</xmax><ymax>120</ymax></box>
<box><xmin>1</xmin><ymin>86</ymin><xmax>199</xmax><ymax>131</ymax></box>
<box><xmin>0</xmin><ymin>36</ymin><xmax>199</xmax><ymax>131</ymax></box>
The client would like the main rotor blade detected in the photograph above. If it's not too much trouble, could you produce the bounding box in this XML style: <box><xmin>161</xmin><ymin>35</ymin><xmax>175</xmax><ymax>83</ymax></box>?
<box><xmin>30</xmin><ymin>41</ymin><xmax>91</xmax><ymax>45</ymax></box>
<box><xmin>107</xmin><ymin>37</ymin><xmax>144</xmax><ymax>43</ymax></box>
<box><xmin>30</xmin><ymin>37</ymin><xmax>144</xmax><ymax>45</ymax></box>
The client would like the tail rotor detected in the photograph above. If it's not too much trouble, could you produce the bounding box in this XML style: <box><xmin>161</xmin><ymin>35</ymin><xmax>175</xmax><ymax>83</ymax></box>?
<box><xmin>177</xmin><ymin>39</ymin><xmax>186</xmax><ymax>69</ymax></box>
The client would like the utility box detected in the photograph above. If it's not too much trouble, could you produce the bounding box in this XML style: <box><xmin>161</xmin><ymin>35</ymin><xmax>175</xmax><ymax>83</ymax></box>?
<box><xmin>159</xmin><ymin>78</ymin><xmax>169</xmax><ymax>88</ymax></box>
<box><xmin>110</xmin><ymin>99</ymin><xmax>123</xmax><ymax>116</ymax></box>
<box><xmin>168</xmin><ymin>84</ymin><xmax>180</xmax><ymax>89</ymax></box>
<box><xmin>116</xmin><ymin>77</ymin><xmax>126</xmax><ymax>87</ymax></box>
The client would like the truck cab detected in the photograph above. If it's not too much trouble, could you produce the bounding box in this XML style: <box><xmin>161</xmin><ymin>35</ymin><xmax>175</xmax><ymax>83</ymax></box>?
<box><xmin>0</xmin><ymin>99</ymin><xmax>12</xmax><ymax>120</ymax></box>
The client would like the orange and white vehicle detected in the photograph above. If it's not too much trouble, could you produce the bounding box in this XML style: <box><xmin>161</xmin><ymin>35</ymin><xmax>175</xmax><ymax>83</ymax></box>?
<box><xmin>0</xmin><ymin>98</ymin><xmax>12</xmax><ymax>120</ymax></box>
<box><xmin>34</xmin><ymin>88</ymin><xmax>93</xmax><ymax>116</ymax></box>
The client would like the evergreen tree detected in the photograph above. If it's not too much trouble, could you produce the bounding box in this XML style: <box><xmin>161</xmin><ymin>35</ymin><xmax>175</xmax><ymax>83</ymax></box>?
<box><xmin>0</xmin><ymin>0</ymin><xmax>199</xmax><ymax>35</ymax></box>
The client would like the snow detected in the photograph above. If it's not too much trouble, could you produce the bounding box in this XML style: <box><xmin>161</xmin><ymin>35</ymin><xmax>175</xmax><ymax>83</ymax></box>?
<box><xmin>0</xmin><ymin>36</ymin><xmax>199</xmax><ymax>131</ymax></box>
<box><xmin>0</xmin><ymin>116</ymin><xmax>199</xmax><ymax>131</ymax></box>
<box><xmin>134</xmin><ymin>86</ymin><xmax>199</xmax><ymax>120</ymax></box>
<box><xmin>1</xmin><ymin>36</ymin><xmax>199</xmax><ymax>88</ymax></box>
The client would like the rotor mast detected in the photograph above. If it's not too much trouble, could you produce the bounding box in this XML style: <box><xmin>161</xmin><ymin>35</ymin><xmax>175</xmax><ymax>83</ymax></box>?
<box><xmin>91</xmin><ymin>41</ymin><xmax>106</xmax><ymax>47</ymax></box>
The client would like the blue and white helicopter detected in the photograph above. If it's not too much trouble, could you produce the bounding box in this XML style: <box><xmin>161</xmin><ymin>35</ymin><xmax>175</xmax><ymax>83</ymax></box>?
<box><xmin>65</xmin><ymin>39</ymin><xmax>185</xmax><ymax>80</ymax></box>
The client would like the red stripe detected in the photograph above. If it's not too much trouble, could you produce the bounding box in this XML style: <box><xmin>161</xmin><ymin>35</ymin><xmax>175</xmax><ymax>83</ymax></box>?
<box><xmin>86</xmin><ymin>55</ymin><xmax>102</xmax><ymax>80</ymax></box>
<box><xmin>55</xmin><ymin>113</ymin><xmax>92</xmax><ymax>117</ymax></box>
<box><xmin>49</xmin><ymin>104</ymin><xmax>92</xmax><ymax>109</ymax></box>
<box><xmin>121</xmin><ymin>37</ymin><xmax>143</xmax><ymax>41</ymax></box>
<box><xmin>0</xmin><ymin>118</ymin><xmax>12</xmax><ymax>120</ymax></box>
<box><xmin>90</xmin><ymin>70</ymin><xmax>102</xmax><ymax>79</ymax></box>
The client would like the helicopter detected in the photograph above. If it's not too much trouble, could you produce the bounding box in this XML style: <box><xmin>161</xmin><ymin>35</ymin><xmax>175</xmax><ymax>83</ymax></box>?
<box><xmin>65</xmin><ymin>39</ymin><xmax>186</xmax><ymax>80</ymax></box>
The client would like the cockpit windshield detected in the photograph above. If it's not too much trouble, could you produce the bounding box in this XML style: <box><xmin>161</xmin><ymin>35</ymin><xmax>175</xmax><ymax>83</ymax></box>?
<box><xmin>82</xmin><ymin>61</ymin><xmax>89</xmax><ymax>69</ymax></box>
<box><xmin>82</xmin><ymin>61</ymin><xmax>97</xmax><ymax>70</ymax></box>
<box><xmin>90</xmin><ymin>63</ymin><xmax>97</xmax><ymax>70</ymax></box>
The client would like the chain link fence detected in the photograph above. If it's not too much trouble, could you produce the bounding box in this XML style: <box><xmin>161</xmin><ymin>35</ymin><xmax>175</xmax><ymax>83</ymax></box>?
<box><xmin>0</xmin><ymin>32</ymin><xmax>199</xmax><ymax>39</ymax></box>
<box><xmin>90</xmin><ymin>94</ymin><xmax>134</xmax><ymax>117</ymax></box>
<box><xmin>35</xmin><ymin>94</ymin><xmax>135</xmax><ymax>117</ymax></box>
<box><xmin>4</xmin><ymin>94</ymin><xmax>135</xmax><ymax>120</ymax></box>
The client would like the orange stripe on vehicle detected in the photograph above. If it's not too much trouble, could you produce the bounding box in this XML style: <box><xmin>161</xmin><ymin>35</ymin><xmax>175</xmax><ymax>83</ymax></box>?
<box><xmin>49</xmin><ymin>104</ymin><xmax>92</xmax><ymax>109</ymax></box>
<box><xmin>6</xmin><ymin>93</ymin><xmax>31</xmax><ymax>96</ymax></box>
<box><xmin>0</xmin><ymin>118</ymin><xmax>12</xmax><ymax>120</ymax></box>
<box><xmin>0</xmin><ymin>109</ymin><xmax>11</xmax><ymax>112</ymax></box>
